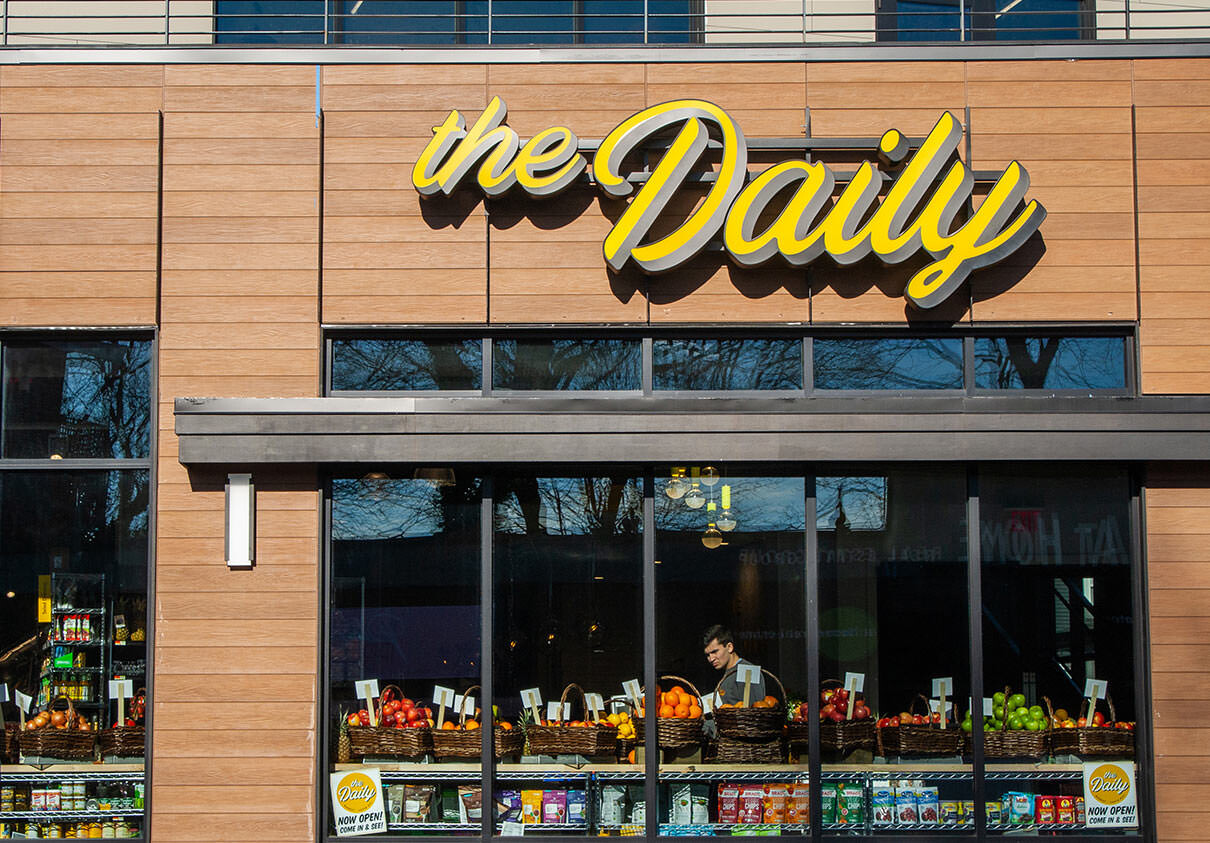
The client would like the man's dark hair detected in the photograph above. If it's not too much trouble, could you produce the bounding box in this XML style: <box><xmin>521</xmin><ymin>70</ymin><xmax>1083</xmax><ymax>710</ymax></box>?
<box><xmin>702</xmin><ymin>624</ymin><xmax>734</xmax><ymax>648</ymax></box>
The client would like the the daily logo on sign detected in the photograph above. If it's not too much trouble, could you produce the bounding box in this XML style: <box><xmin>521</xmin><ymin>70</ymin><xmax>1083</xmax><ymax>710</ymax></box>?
<box><xmin>1083</xmin><ymin>761</ymin><xmax>1137</xmax><ymax>828</ymax></box>
<box><xmin>330</xmin><ymin>769</ymin><xmax>388</xmax><ymax>837</ymax></box>
<box><xmin>413</xmin><ymin>98</ymin><xmax>1045</xmax><ymax>311</ymax></box>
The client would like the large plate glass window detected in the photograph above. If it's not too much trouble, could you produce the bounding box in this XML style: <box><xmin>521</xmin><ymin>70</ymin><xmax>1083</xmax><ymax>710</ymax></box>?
<box><xmin>327</xmin><ymin>471</ymin><xmax>482</xmax><ymax>837</ymax></box>
<box><xmin>0</xmin><ymin>337</ymin><xmax>151</xmax><ymax>841</ymax></box>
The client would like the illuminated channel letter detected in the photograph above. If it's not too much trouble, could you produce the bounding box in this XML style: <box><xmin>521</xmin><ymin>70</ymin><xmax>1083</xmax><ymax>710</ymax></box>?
<box><xmin>594</xmin><ymin>100</ymin><xmax>748</xmax><ymax>274</ymax></box>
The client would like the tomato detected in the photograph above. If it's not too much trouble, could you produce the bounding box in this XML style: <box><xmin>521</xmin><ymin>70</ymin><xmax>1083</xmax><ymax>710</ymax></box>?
<box><xmin>347</xmin><ymin>713</ymin><xmax>360</xmax><ymax>726</ymax></box>
<box><xmin>913</xmin><ymin>715</ymin><xmax>925</xmax><ymax>725</ymax></box>
<box><xmin>821</xmin><ymin>689</ymin><xmax>836</xmax><ymax>704</ymax></box>
<box><xmin>358</xmin><ymin>710</ymin><xmax>370</xmax><ymax>726</ymax></box>
<box><xmin>399</xmin><ymin>698</ymin><xmax>415</xmax><ymax>712</ymax></box>
<box><xmin>1077</xmin><ymin>717</ymin><xmax>1087</xmax><ymax>727</ymax></box>
<box><xmin>889</xmin><ymin>717</ymin><xmax>899</xmax><ymax>727</ymax></box>
<box><xmin>820</xmin><ymin>703</ymin><xmax>836</xmax><ymax>720</ymax></box>
<box><xmin>382</xmin><ymin>713</ymin><xmax>396</xmax><ymax>727</ymax></box>
<box><xmin>1092</xmin><ymin>711</ymin><xmax>1105</xmax><ymax>726</ymax></box>
<box><xmin>406</xmin><ymin>707</ymin><xmax>421</xmax><ymax>722</ymax></box>
<box><xmin>930</xmin><ymin>712</ymin><xmax>941</xmax><ymax>724</ymax></box>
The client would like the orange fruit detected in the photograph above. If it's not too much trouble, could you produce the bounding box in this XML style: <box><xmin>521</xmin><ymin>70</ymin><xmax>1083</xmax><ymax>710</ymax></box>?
<box><xmin>499</xmin><ymin>722</ymin><xmax>513</xmax><ymax>731</ymax></box>
<box><xmin>627</xmin><ymin>749</ymin><xmax>636</xmax><ymax>764</ymax></box>
<box><xmin>669</xmin><ymin>685</ymin><xmax>685</xmax><ymax>698</ymax></box>
<box><xmin>688</xmin><ymin>705</ymin><xmax>702</xmax><ymax>719</ymax></box>
<box><xmin>441</xmin><ymin>721</ymin><xmax>457</xmax><ymax>730</ymax></box>
<box><xmin>763</xmin><ymin>695</ymin><xmax>778</xmax><ymax>706</ymax></box>
<box><xmin>659</xmin><ymin>704</ymin><xmax>675</xmax><ymax>718</ymax></box>
<box><xmin>465</xmin><ymin>720</ymin><xmax>481</xmax><ymax>730</ymax></box>
<box><xmin>675</xmin><ymin>703</ymin><xmax>690</xmax><ymax>718</ymax></box>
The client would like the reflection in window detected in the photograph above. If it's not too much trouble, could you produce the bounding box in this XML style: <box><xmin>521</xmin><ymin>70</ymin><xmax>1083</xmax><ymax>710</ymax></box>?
<box><xmin>493</xmin><ymin>339</ymin><xmax>641</xmax><ymax>391</ymax></box>
<box><xmin>2</xmin><ymin>339</ymin><xmax>151</xmax><ymax>459</ymax></box>
<box><xmin>894</xmin><ymin>0</ymin><xmax>1082</xmax><ymax>39</ymax></box>
<box><xmin>653</xmin><ymin>338</ymin><xmax>802</xmax><ymax>391</ymax></box>
<box><xmin>975</xmin><ymin>337</ymin><xmax>1126</xmax><ymax>390</ymax></box>
<box><xmin>331</xmin><ymin>338</ymin><xmax>482</xmax><ymax>391</ymax></box>
<box><xmin>814</xmin><ymin>337</ymin><xmax>963</xmax><ymax>390</ymax></box>
<box><xmin>817</xmin><ymin>476</ymin><xmax>888</xmax><ymax>531</ymax></box>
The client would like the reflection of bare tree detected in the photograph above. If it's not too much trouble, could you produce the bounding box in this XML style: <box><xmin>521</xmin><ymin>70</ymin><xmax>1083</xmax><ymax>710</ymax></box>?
<box><xmin>976</xmin><ymin>338</ymin><xmax>1122</xmax><ymax>389</ymax></box>
<box><xmin>814</xmin><ymin>339</ymin><xmax>962</xmax><ymax>390</ymax></box>
<box><xmin>496</xmin><ymin>476</ymin><xmax>641</xmax><ymax>536</ymax></box>
<box><xmin>333</xmin><ymin>477</ymin><xmax>481</xmax><ymax>540</ymax></box>
<box><xmin>332</xmin><ymin>339</ymin><xmax>481</xmax><ymax>390</ymax></box>
<box><xmin>654</xmin><ymin>339</ymin><xmax>800</xmax><ymax>390</ymax></box>
<box><xmin>655</xmin><ymin>476</ymin><xmax>806</xmax><ymax>532</ymax></box>
<box><xmin>494</xmin><ymin>340</ymin><xmax>640</xmax><ymax>390</ymax></box>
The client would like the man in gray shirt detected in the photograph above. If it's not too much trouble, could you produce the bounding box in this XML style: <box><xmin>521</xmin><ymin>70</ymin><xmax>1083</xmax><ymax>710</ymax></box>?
<box><xmin>703</xmin><ymin>624</ymin><xmax>766</xmax><ymax>706</ymax></box>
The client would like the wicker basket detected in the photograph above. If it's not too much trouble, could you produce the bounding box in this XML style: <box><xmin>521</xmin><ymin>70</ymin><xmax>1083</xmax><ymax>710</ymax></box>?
<box><xmin>646</xmin><ymin>675</ymin><xmax>705</xmax><ymax>750</ymax></box>
<box><xmin>2</xmin><ymin>722</ymin><xmax>18</xmax><ymax>763</ymax></box>
<box><xmin>713</xmin><ymin>667</ymin><xmax>786</xmax><ymax>739</ymax></box>
<box><xmin>877</xmin><ymin>694</ymin><xmax>963</xmax><ymax>757</ymax></box>
<box><xmin>1050</xmin><ymin>697</ymin><xmax>1135</xmax><ymax>758</ymax></box>
<box><xmin>525</xmin><ymin>683</ymin><xmax>617</xmax><ymax>756</ymax></box>
<box><xmin>965</xmin><ymin>688</ymin><xmax>1048</xmax><ymax>760</ymax></box>
<box><xmin>18</xmin><ymin>697</ymin><xmax>95</xmax><ymax>761</ymax></box>
<box><xmin>817</xmin><ymin>679</ymin><xmax>876</xmax><ymax>754</ymax></box>
<box><xmin>716</xmin><ymin>734</ymin><xmax>784</xmax><ymax>763</ymax></box>
<box><xmin>347</xmin><ymin>684</ymin><xmax>433</xmax><ymax>758</ymax></box>
<box><xmin>98</xmin><ymin>726</ymin><xmax>145</xmax><ymax>758</ymax></box>
<box><xmin>495</xmin><ymin>724</ymin><xmax>525</xmax><ymax>759</ymax></box>
<box><xmin>432</xmin><ymin>684</ymin><xmax>485</xmax><ymax>758</ymax></box>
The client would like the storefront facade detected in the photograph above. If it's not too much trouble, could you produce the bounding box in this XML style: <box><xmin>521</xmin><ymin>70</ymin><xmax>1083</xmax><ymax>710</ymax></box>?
<box><xmin>1</xmin><ymin>35</ymin><xmax>1210</xmax><ymax>843</ymax></box>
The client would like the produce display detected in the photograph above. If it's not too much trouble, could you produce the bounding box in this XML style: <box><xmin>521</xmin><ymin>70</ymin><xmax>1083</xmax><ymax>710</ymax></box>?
<box><xmin>22</xmin><ymin>708</ymin><xmax>92</xmax><ymax>734</ymax></box>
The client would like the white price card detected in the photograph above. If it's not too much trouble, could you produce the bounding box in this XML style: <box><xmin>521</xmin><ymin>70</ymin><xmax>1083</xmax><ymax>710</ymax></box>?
<box><xmin>354</xmin><ymin>679</ymin><xmax>380</xmax><ymax>700</ymax></box>
<box><xmin>584</xmin><ymin>693</ymin><xmax>604</xmax><ymax>714</ymax></box>
<box><xmin>546</xmin><ymin>701</ymin><xmax>571</xmax><ymax>722</ymax></box>
<box><xmin>610</xmin><ymin>698</ymin><xmax>629</xmax><ymax>714</ymax></box>
<box><xmin>929</xmin><ymin>698</ymin><xmax>952</xmax><ymax>715</ymax></box>
<box><xmin>622</xmin><ymin>679</ymin><xmax>641</xmax><ymax>704</ymax></box>
<box><xmin>1084</xmin><ymin>679</ymin><xmax>1108</xmax><ymax>701</ymax></box>
<box><xmin>844</xmin><ymin>672</ymin><xmax>865</xmax><ymax>693</ymax></box>
<box><xmin>501</xmin><ymin>820</ymin><xmax>526</xmax><ymax>836</ymax></box>
<box><xmin>736</xmin><ymin>663</ymin><xmax>762</xmax><ymax>685</ymax></box>
<box><xmin>983</xmin><ymin>697</ymin><xmax>994</xmax><ymax>717</ymax></box>
<box><xmin>0</xmin><ymin>683</ymin><xmax>9</xmax><ymax>703</ymax></box>
<box><xmin>456</xmin><ymin>695</ymin><xmax>476</xmax><ymax>717</ymax></box>
<box><xmin>700</xmin><ymin>695</ymin><xmax>714</xmax><ymax>715</ymax></box>
<box><xmin>520</xmin><ymin>688</ymin><xmax>542</xmax><ymax>709</ymax></box>
<box><xmin>433</xmin><ymin>685</ymin><xmax>456</xmax><ymax>708</ymax></box>
<box><xmin>14</xmin><ymin>690</ymin><xmax>32</xmax><ymax>713</ymax></box>
<box><xmin>108</xmin><ymin>679</ymin><xmax>134</xmax><ymax>698</ymax></box>
<box><xmin>932</xmin><ymin>677</ymin><xmax>954</xmax><ymax>697</ymax></box>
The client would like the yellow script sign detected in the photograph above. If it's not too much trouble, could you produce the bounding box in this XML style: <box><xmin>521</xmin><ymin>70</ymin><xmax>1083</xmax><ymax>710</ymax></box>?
<box><xmin>1083</xmin><ymin>761</ymin><xmax>1137</xmax><ymax>827</ymax></box>
<box><xmin>330</xmin><ymin>769</ymin><xmax>387</xmax><ymax>837</ymax></box>
<box><xmin>413</xmin><ymin>97</ymin><xmax>1046</xmax><ymax>311</ymax></box>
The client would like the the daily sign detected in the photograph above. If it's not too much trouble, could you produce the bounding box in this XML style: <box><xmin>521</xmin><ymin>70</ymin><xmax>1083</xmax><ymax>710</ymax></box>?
<box><xmin>412</xmin><ymin>97</ymin><xmax>1046</xmax><ymax>310</ymax></box>
<box><xmin>331</xmin><ymin>768</ymin><xmax>387</xmax><ymax>837</ymax></box>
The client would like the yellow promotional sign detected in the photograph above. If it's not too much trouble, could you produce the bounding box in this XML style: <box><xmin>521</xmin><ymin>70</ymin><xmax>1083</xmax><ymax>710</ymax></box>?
<box><xmin>1083</xmin><ymin>761</ymin><xmax>1137</xmax><ymax>827</ymax></box>
<box><xmin>413</xmin><ymin>98</ymin><xmax>1045</xmax><ymax>311</ymax></box>
<box><xmin>330</xmin><ymin>769</ymin><xmax>387</xmax><ymax>836</ymax></box>
<box><xmin>37</xmin><ymin>574</ymin><xmax>51</xmax><ymax>623</ymax></box>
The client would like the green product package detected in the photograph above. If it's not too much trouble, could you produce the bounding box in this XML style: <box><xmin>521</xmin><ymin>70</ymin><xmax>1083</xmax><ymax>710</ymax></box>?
<box><xmin>839</xmin><ymin>784</ymin><xmax>864</xmax><ymax>825</ymax></box>
<box><xmin>441</xmin><ymin>786</ymin><xmax>460</xmax><ymax>823</ymax></box>
<box><xmin>820</xmin><ymin>785</ymin><xmax>838</xmax><ymax>824</ymax></box>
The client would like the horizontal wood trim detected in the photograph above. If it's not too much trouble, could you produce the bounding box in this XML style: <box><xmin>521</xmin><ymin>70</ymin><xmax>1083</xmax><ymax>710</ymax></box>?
<box><xmin>1135</xmin><ymin>79</ymin><xmax>1210</xmax><ymax>107</ymax></box>
<box><xmin>1</xmin><ymin>192</ymin><xmax>158</xmax><ymax>218</ymax></box>
<box><xmin>1152</xmin><ymin>644</ymin><xmax>1210</xmax><ymax>672</ymax></box>
<box><xmin>156</xmin><ymin>567</ymin><xmax>317</xmax><ymax>597</ymax></box>
<box><xmin>164</xmin><ymin>137</ymin><xmax>320</xmax><ymax>165</ymax></box>
<box><xmin>0</xmin><ymin>86</ymin><xmax>163</xmax><ymax>114</ymax></box>
<box><xmin>967</xmin><ymin>80</ymin><xmax>1132</xmax><ymax>108</ymax></box>
<box><xmin>160</xmin><ymin>295</ymin><xmax>317</xmax><ymax>322</ymax></box>
<box><xmin>1148</xmin><ymin>588</ymin><xmax>1210</xmax><ymax>617</ymax></box>
<box><xmin>1149</xmin><ymin>562</ymin><xmax>1210</xmax><ymax>589</ymax></box>
<box><xmin>163</xmin><ymin>164</ymin><xmax>318</xmax><ymax>192</ymax></box>
<box><xmin>163</xmin><ymin>112</ymin><xmax>320</xmax><ymax>139</ymax></box>
<box><xmin>1</xmin><ymin>138</ymin><xmax>158</xmax><ymax>166</ymax></box>
<box><xmin>152</xmin><ymin>756</ymin><xmax>315</xmax><ymax>787</ymax></box>
<box><xmin>321</xmin><ymin>83</ymin><xmax>489</xmax><ymax>113</ymax></box>
<box><xmin>0</xmin><ymin>271</ymin><xmax>157</xmax><ymax>298</ymax></box>
<box><xmin>966</xmin><ymin>106</ymin><xmax>1134</xmax><ymax>135</ymax></box>
<box><xmin>808</xmin><ymin>61</ymin><xmax>963</xmax><ymax>83</ymax></box>
<box><xmin>2</xmin><ymin>65</ymin><xmax>165</xmax><ymax>88</ymax></box>
<box><xmin>793</xmin><ymin>108</ymin><xmax>955</xmax><ymax>138</ymax></box>
<box><xmin>322</xmin><ymin>295</ymin><xmax>488</xmax><ymax>324</ymax></box>
<box><xmin>491</xmin><ymin>293</ymin><xmax>648</xmax><ymax>324</ymax></box>
<box><xmin>163</xmin><ymin>190</ymin><xmax>319</xmax><ymax>217</ymax></box>
<box><xmin>322</xmin><ymin>110</ymin><xmax>482</xmax><ymax>139</ymax></box>
<box><xmin>1154</xmin><ymin>756</ymin><xmax>1210</xmax><ymax>782</ymax></box>
<box><xmin>1155</xmin><ymin>812</ymin><xmax>1210</xmax><ymax>840</ymax></box>
<box><xmin>1</xmin><ymin>165</ymin><xmax>158</xmax><ymax>192</ymax></box>
<box><xmin>322</xmin><ymin>267</ymin><xmax>485</xmax><ymax>297</ymax></box>
<box><xmin>154</xmin><ymin>619</ymin><xmax>318</xmax><ymax>648</ymax></box>
<box><xmin>150</xmin><ymin>813</ymin><xmax>313</xmax><ymax>842</ymax></box>
<box><xmin>157</xmin><ymin>591</ymin><xmax>318</xmax><ymax>621</ymax></box>
<box><xmin>1142</xmin><ymin>319</ymin><xmax>1210</xmax><ymax>346</ymax></box>
<box><xmin>1152</xmin><ymin>672</ymin><xmax>1210</xmax><ymax>699</ymax></box>
<box><xmin>151</xmin><ymin>785</ymin><xmax>314</xmax><ymax>814</ymax></box>
<box><xmin>970</xmin><ymin>132</ymin><xmax>1133</xmax><ymax>165</ymax></box>
<box><xmin>163</xmin><ymin>65</ymin><xmax>316</xmax><ymax>87</ymax></box>
<box><xmin>152</xmin><ymin>728</ymin><xmax>315</xmax><ymax>758</ymax></box>
<box><xmin>1133</xmin><ymin>58</ymin><xmax>1210</xmax><ymax>80</ymax></box>
<box><xmin>325</xmin><ymin>241</ymin><xmax>485</xmax><ymax>270</ymax></box>
<box><xmin>155</xmin><ymin>704</ymin><xmax>315</xmax><ymax>733</ymax></box>
<box><xmin>0</xmin><ymin>218</ymin><xmax>158</xmax><ymax>245</ymax></box>
<box><xmin>157</xmin><ymin>483</ymin><xmax>318</xmax><ymax>512</ymax></box>
<box><xmin>1137</xmin><ymin>158</ymin><xmax>1210</xmax><ymax>187</ymax></box>
<box><xmin>157</xmin><ymin>507</ymin><xmax>317</xmax><ymax>539</ymax></box>
<box><xmin>160</xmin><ymin>321</ymin><xmax>320</xmax><ymax>349</ymax></box>
<box><xmin>159</xmin><ymin>349</ymin><xmax>318</xmax><ymax>377</ymax></box>
<box><xmin>807</xmin><ymin>82</ymin><xmax>962</xmax><ymax>111</ymax></box>
<box><xmin>325</xmin><ymin>64</ymin><xmax>487</xmax><ymax>87</ymax></box>
<box><xmin>154</xmin><ymin>536</ymin><xmax>318</xmax><ymax>562</ymax></box>
<box><xmin>1138</xmin><ymin>184</ymin><xmax>1210</xmax><ymax>212</ymax></box>
<box><xmin>1141</xmin><ymin>346</ymin><xmax>1210</xmax><ymax>374</ymax></box>
<box><xmin>967</xmin><ymin>59</ymin><xmax>1133</xmax><ymax>81</ymax></box>
<box><xmin>1143</xmin><ymin>372</ymin><xmax>1210</xmax><ymax>394</ymax></box>
<box><xmin>0</xmin><ymin>244</ymin><xmax>156</xmax><ymax>271</ymax></box>
<box><xmin>1154</xmin><ymin>727</ymin><xmax>1210</xmax><ymax>755</ymax></box>
<box><xmin>325</xmin><ymin>214</ymin><xmax>487</xmax><ymax>243</ymax></box>
<box><xmin>163</xmin><ymin>85</ymin><xmax>315</xmax><ymax>113</ymax></box>
<box><xmin>0</xmin><ymin>113</ymin><xmax>159</xmax><ymax>140</ymax></box>
<box><xmin>0</xmin><ymin>298</ymin><xmax>155</xmax><ymax>327</ymax></box>
<box><xmin>1140</xmin><ymin>267</ymin><xmax>1210</xmax><ymax>292</ymax></box>
<box><xmin>161</xmin><ymin>269</ymin><xmax>319</xmax><ymax>298</ymax></box>
<box><xmin>490</xmin><ymin>82</ymin><xmax>649</xmax><ymax>112</ymax></box>
<box><xmin>152</xmin><ymin>673</ymin><xmax>315</xmax><ymax>702</ymax></box>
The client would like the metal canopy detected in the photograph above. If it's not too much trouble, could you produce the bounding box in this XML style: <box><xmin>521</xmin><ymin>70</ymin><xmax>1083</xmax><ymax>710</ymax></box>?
<box><xmin>175</xmin><ymin>395</ymin><xmax>1210</xmax><ymax>465</ymax></box>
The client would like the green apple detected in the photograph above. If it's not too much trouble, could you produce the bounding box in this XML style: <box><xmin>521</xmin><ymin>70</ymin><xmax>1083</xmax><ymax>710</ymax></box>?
<box><xmin>1025</xmin><ymin>719</ymin><xmax>1040</xmax><ymax>731</ymax></box>
<box><xmin>1008</xmin><ymin>715</ymin><xmax>1025</xmax><ymax>730</ymax></box>
<box><xmin>1028</xmin><ymin>705</ymin><xmax>1044</xmax><ymax>720</ymax></box>
<box><xmin>993</xmin><ymin>692</ymin><xmax>1006</xmax><ymax>706</ymax></box>
<box><xmin>1008</xmin><ymin>693</ymin><xmax>1026</xmax><ymax>710</ymax></box>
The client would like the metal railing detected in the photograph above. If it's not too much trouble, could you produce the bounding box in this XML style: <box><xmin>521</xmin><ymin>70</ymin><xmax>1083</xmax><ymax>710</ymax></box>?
<box><xmin>1</xmin><ymin>0</ymin><xmax>1208</xmax><ymax>47</ymax></box>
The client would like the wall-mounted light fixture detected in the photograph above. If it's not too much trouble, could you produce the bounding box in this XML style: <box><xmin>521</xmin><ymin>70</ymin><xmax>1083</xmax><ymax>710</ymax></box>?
<box><xmin>225</xmin><ymin>473</ymin><xmax>255</xmax><ymax>567</ymax></box>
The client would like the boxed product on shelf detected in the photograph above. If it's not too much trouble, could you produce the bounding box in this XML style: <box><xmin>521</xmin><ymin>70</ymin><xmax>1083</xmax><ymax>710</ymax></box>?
<box><xmin>598</xmin><ymin>785</ymin><xmax>628</xmax><ymax>824</ymax></box>
<box><xmin>760</xmin><ymin>783</ymin><xmax>786</xmax><ymax>823</ymax></box>
<box><xmin>440</xmin><ymin>787</ymin><xmax>460</xmax><ymax>823</ymax></box>
<box><xmin>1057</xmin><ymin>795</ymin><xmax>1076</xmax><ymax>824</ymax></box>
<box><xmin>567</xmin><ymin>789</ymin><xmax>587</xmax><ymax>824</ymax></box>
<box><xmin>872</xmin><ymin>782</ymin><xmax>894</xmax><ymax>826</ymax></box>
<box><xmin>940</xmin><ymin>800</ymin><xmax>962</xmax><ymax>823</ymax></box>
<box><xmin>738</xmin><ymin>785</ymin><xmax>764</xmax><ymax>824</ymax></box>
<box><xmin>627</xmin><ymin>784</ymin><xmax>645</xmax><ymax>822</ymax></box>
<box><xmin>985</xmin><ymin>801</ymin><xmax>1003</xmax><ymax>824</ymax></box>
<box><xmin>820</xmin><ymin>784</ymin><xmax>837</xmax><ymax>824</ymax></box>
<box><xmin>838</xmin><ymin>784</ymin><xmax>864</xmax><ymax>825</ymax></box>
<box><xmin>541</xmin><ymin>789</ymin><xmax>566</xmax><ymax>823</ymax></box>
<box><xmin>521</xmin><ymin>790</ymin><xmax>543</xmax><ymax>823</ymax></box>
<box><xmin>916</xmin><ymin>786</ymin><xmax>940</xmax><ymax>823</ymax></box>
<box><xmin>1004</xmin><ymin>791</ymin><xmax>1033</xmax><ymax>825</ymax></box>
<box><xmin>716</xmin><ymin>783</ymin><xmax>740</xmax><ymax>824</ymax></box>
<box><xmin>1035</xmin><ymin>794</ymin><xmax>1056</xmax><ymax>824</ymax></box>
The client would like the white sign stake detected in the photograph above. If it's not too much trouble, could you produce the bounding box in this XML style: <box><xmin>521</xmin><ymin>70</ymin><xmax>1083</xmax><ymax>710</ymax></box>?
<box><xmin>736</xmin><ymin>663</ymin><xmax>761</xmax><ymax>708</ymax></box>
<box><xmin>584</xmin><ymin>693</ymin><xmax>604</xmax><ymax>721</ymax></box>
<box><xmin>1084</xmin><ymin>679</ymin><xmax>1107</xmax><ymax>726</ymax></box>
<box><xmin>521</xmin><ymin>688</ymin><xmax>542</xmax><ymax>725</ymax></box>
<box><xmin>14</xmin><ymin>689</ymin><xmax>32</xmax><ymax>729</ymax></box>
<box><xmin>844</xmin><ymin>673</ymin><xmax>864</xmax><ymax>722</ymax></box>
<box><xmin>622</xmin><ymin>679</ymin><xmax>641</xmax><ymax>708</ymax></box>
<box><xmin>932</xmin><ymin>677</ymin><xmax>953</xmax><ymax>729</ymax></box>
<box><xmin>433</xmin><ymin>685</ymin><xmax>455</xmax><ymax>729</ymax></box>
<box><xmin>108</xmin><ymin>679</ymin><xmax>133</xmax><ymax>727</ymax></box>
<box><xmin>354</xmin><ymin>680</ymin><xmax>380</xmax><ymax>727</ymax></box>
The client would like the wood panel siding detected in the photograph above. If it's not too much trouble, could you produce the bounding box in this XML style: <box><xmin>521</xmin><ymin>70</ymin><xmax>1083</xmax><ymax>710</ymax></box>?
<box><xmin>1135</xmin><ymin>58</ymin><xmax>1210</xmax><ymax>394</ymax></box>
<box><xmin>1146</xmin><ymin>465</ymin><xmax>1210</xmax><ymax>841</ymax></box>
<box><xmin>157</xmin><ymin>65</ymin><xmax>320</xmax><ymax>843</ymax></box>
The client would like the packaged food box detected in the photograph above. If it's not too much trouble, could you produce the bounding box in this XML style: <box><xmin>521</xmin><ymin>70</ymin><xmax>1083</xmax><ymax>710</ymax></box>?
<box><xmin>839</xmin><ymin>784</ymin><xmax>864</xmax><ymax>825</ymax></box>
<box><xmin>963</xmin><ymin>801</ymin><xmax>975</xmax><ymax>824</ymax></box>
<box><xmin>387</xmin><ymin>784</ymin><xmax>405</xmax><ymax>824</ymax></box>
<box><xmin>872</xmin><ymin>782</ymin><xmax>894</xmax><ymax>826</ymax></box>
<box><xmin>895</xmin><ymin>787</ymin><xmax>919</xmax><ymax>824</ymax></box>
<box><xmin>786</xmin><ymin>783</ymin><xmax>810</xmax><ymax>825</ymax></box>
<box><xmin>672</xmin><ymin>785</ymin><xmax>710</xmax><ymax>824</ymax></box>
<box><xmin>441</xmin><ymin>786</ymin><xmax>460</xmax><ymax>823</ymax></box>
<box><xmin>739</xmin><ymin>785</ymin><xmax>765</xmax><ymax>824</ymax></box>
<box><xmin>496</xmin><ymin>790</ymin><xmax>522</xmax><ymax>823</ymax></box>
<box><xmin>820</xmin><ymin>784</ymin><xmax>838</xmax><ymax>824</ymax></box>
<box><xmin>986</xmin><ymin>801</ymin><xmax>1003</xmax><ymax>824</ymax></box>
<box><xmin>916</xmin><ymin>787</ymin><xmax>939</xmax><ymax>824</ymax></box>
<box><xmin>939</xmin><ymin>800</ymin><xmax>962</xmax><ymax>823</ymax></box>
<box><xmin>1036</xmin><ymin>794</ymin><xmax>1056</xmax><ymax>825</ymax></box>
<box><xmin>542</xmin><ymin>790</ymin><xmax>567</xmax><ymax>824</ymax></box>
<box><xmin>717</xmin><ymin>784</ymin><xmax>740</xmax><ymax>824</ymax></box>
<box><xmin>404</xmin><ymin>784</ymin><xmax>437</xmax><ymax>822</ymax></box>
<box><xmin>1005</xmin><ymin>792</ymin><xmax>1033</xmax><ymax>825</ymax></box>
<box><xmin>1057</xmin><ymin>795</ymin><xmax>1075</xmax><ymax>824</ymax></box>
<box><xmin>458</xmin><ymin>786</ymin><xmax>483</xmax><ymax>823</ymax></box>
<box><xmin>45</xmin><ymin>788</ymin><xmax>60</xmax><ymax>812</ymax></box>
<box><xmin>1076</xmin><ymin>797</ymin><xmax>1085</xmax><ymax>825</ymax></box>
<box><xmin>762</xmin><ymin>783</ymin><xmax>787</xmax><ymax>824</ymax></box>
<box><xmin>567</xmin><ymin>789</ymin><xmax>587</xmax><ymax>824</ymax></box>
<box><xmin>598</xmin><ymin>785</ymin><xmax>627</xmax><ymax>825</ymax></box>
<box><xmin>521</xmin><ymin>789</ymin><xmax>543</xmax><ymax>824</ymax></box>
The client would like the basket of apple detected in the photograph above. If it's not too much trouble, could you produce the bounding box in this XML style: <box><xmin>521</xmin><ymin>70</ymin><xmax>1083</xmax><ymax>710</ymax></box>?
<box><xmin>525</xmin><ymin>683</ymin><xmax>618</xmax><ymax>756</ymax></box>
<box><xmin>19</xmin><ymin>696</ymin><xmax>96</xmax><ymax>760</ymax></box>
<box><xmin>812</xmin><ymin>680</ymin><xmax>875</xmax><ymax>753</ymax></box>
<box><xmin>1048</xmin><ymin>697</ymin><xmax>1135</xmax><ymax>758</ymax></box>
<box><xmin>345</xmin><ymin>684</ymin><xmax>434</xmax><ymax>759</ymax></box>
<box><xmin>99</xmin><ymin>686</ymin><xmax>146</xmax><ymax>758</ymax></box>
<box><xmin>876</xmin><ymin>694</ymin><xmax>964</xmax><ymax>757</ymax></box>
<box><xmin>963</xmin><ymin>689</ymin><xmax>1048</xmax><ymax>759</ymax></box>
